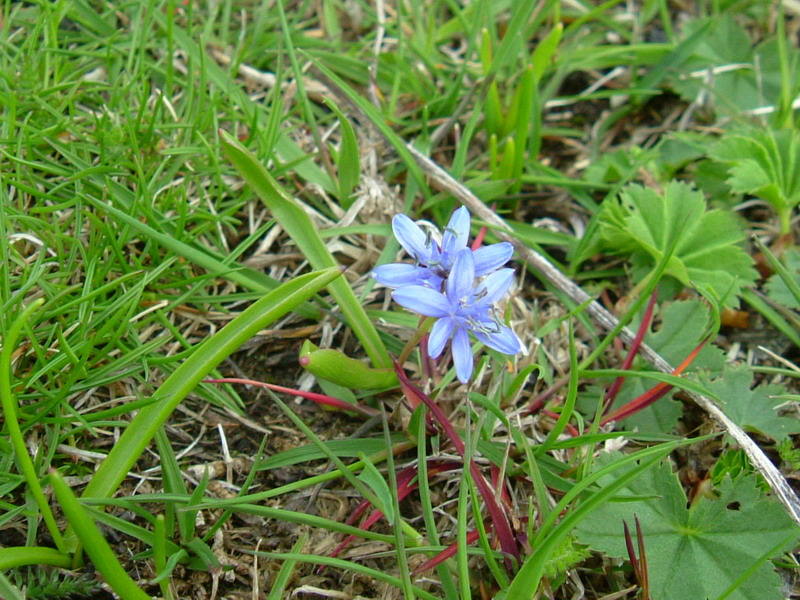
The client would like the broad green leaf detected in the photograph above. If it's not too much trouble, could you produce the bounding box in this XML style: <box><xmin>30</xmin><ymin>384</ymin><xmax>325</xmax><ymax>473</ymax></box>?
<box><xmin>668</xmin><ymin>17</ymin><xmax>798</xmax><ymax>116</ymax></box>
<box><xmin>698</xmin><ymin>364</ymin><xmax>800</xmax><ymax>442</ymax></box>
<box><xmin>575</xmin><ymin>459</ymin><xmax>798</xmax><ymax>600</ymax></box>
<box><xmin>599</xmin><ymin>182</ymin><xmax>757</xmax><ymax>308</ymax></box>
<box><xmin>711</xmin><ymin>128</ymin><xmax>800</xmax><ymax>234</ymax></box>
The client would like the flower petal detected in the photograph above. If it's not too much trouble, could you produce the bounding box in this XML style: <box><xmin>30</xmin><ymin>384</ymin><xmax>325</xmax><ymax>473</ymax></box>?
<box><xmin>476</xmin><ymin>268</ymin><xmax>515</xmax><ymax>305</ymax></box>
<box><xmin>452</xmin><ymin>326</ymin><xmax>473</xmax><ymax>383</ymax></box>
<box><xmin>392</xmin><ymin>214</ymin><xmax>432</xmax><ymax>262</ymax></box>
<box><xmin>428</xmin><ymin>317</ymin><xmax>454</xmax><ymax>358</ymax></box>
<box><xmin>473</xmin><ymin>242</ymin><xmax>513</xmax><ymax>277</ymax></box>
<box><xmin>441</xmin><ymin>206</ymin><xmax>470</xmax><ymax>255</ymax></box>
<box><xmin>392</xmin><ymin>286</ymin><xmax>451</xmax><ymax>317</ymax></box>
<box><xmin>372</xmin><ymin>263</ymin><xmax>427</xmax><ymax>287</ymax></box>
<box><xmin>474</xmin><ymin>325</ymin><xmax>523</xmax><ymax>356</ymax></box>
<box><xmin>446</xmin><ymin>248</ymin><xmax>475</xmax><ymax>302</ymax></box>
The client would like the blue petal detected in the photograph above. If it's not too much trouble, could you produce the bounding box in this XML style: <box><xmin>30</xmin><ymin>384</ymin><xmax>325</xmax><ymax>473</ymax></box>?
<box><xmin>473</xmin><ymin>242</ymin><xmax>513</xmax><ymax>277</ymax></box>
<box><xmin>392</xmin><ymin>286</ymin><xmax>451</xmax><ymax>317</ymax></box>
<box><xmin>477</xmin><ymin>268</ymin><xmax>515</xmax><ymax>305</ymax></box>
<box><xmin>372</xmin><ymin>263</ymin><xmax>426</xmax><ymax>287</ymax></box>
<box><xmin>474</xmin><ymin>325</ymin><xmax>523</xmax><ymax>355</ymax></box>
<box><xmin>446</xmin><ymin>248</ymin><xmax>475</xmax><ymax>302</ymax></box>
<box><xmin>392</xmin><ymin>214</ymin><xmax>433</xmax><ymax>262</ymax></box>
<box><xmin>452</xmin><ymin>327</ymin><xmax>473</xmax><ymax>383</ymax></box>
<box><xmin>428</xmin><ymin>317</ymin><xmax>454</xmax><ymax>358</ymax></box>
<box><xmin>441</xmin><ymin>206</ymin><xmax>470</xmax><ymax>255</ymax></box>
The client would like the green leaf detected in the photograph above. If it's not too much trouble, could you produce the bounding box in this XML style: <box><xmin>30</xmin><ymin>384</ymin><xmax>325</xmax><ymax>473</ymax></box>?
<box><xmin>257</xmin><ymin>437</ymin><xmax>402</xmax><ymax>470</ymax></box>
<box><xmin>698</xmin><ymin>364</ymin><xmax>800</xmax><ymax>442</ymax></box>
<box><xmin>710</xmin><ymin>128</ymin><xmax>800</xmax><ymax>233</ymax></box>
<box><xmin>324</xmin><ymin>97</ymin><xmax>361</xmax><ymax>206</ymax></box>
<box><xmin>0</xmin><ymin>547</ymin><xmax>71</xmax><ymax>570</ymax></box>
<box><xmin>668</xmin><ymin>17</ymin><xmax>798</xmax><ymax>116</ymax></box>
<box><xmin>357</xmin><ymin>452</ymin><xmax>395</xmax><ymax>522</ymax></box>
<box><xmin>50</xmin><ymin>470</ymin><xmax>151</xmax><ymax>600</ymax></box>
<box><xmin>575</xmin><ymin>459</ymin><xmax>799</xmax><ymax>600</ymax></box>
<box><xmin>599</xmin><ymin>182</ymin><xmax>757</xmax><ymax>308</ymax></box>
<box><xmin>766</xmin><ymin>249</ymin><xmax>800</xmax><ymax>309</ymax></box>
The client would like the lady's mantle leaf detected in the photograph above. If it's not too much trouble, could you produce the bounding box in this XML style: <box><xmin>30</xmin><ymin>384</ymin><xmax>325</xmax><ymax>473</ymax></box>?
<box><xmin>698</xmin><ymin>364</ymin><xmax>800</xmax><ymax>442</ymax></box>
<box><xmin>575</xmin><ymin>458</ymin><xmax>798</xmax><ymax>600</ymax></box>
<box><xmin>599</xmin><ymin>182</ymin><xmax>757</xmax><ymax>307</ymax></box>
<box><xmin>711</xmin><ymin>129</ymin><xmax>800</xmax><ymax>213</ymax></box>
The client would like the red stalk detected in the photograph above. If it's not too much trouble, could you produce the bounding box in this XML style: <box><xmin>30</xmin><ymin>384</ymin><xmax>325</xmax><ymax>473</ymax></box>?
<box><xmin>542</xmin><ymin>409</ymin><xmax>580</xmax><ymax>437</ymax></box>
<box><xmin>325</xmin><ymin>461</ymin><xmax>460</xmax><ymax>566</ymax></box>
<box><xmin>413</xmin><ymin>528</ymin><xmax>483</xmax><ymax>574</ymax></box>
<box><xmin>603</xmin><ymin>290</ymin><xmax>659</xmax><ymax>414</ymax></box>
<box><xmin>600</xmin><ymin>337</ymin><xmax>708</xmax><ymax>426</ymax></box>
<box><xmin>394</xmin><ymin>361</ymin><xmax>520</xmax><ymax>570</ymax></box>
<box><xmin>470</xmin><ymin>202</ymin><xmax>495</xmax><ymax>250</ymax></box>
<box><xmin>203</xmin><ymin>378</ymin><xmax>379</xmax><ymax>417</ymax></box>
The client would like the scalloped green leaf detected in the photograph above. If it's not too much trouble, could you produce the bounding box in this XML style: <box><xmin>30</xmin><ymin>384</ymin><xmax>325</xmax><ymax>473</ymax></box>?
<box><xmin>698</xmin><ymin>364</ymin><xmax>800</xmax><ymax>442</ymax></box>
<box><xmin>599</xmin><ymin>181</ymin><xmax>757</xmax><ymax>308</ymax></box>
<box><xmin>575</xmin><ymin>459</ymin><xmax>799</xmax><ymax>600</ymax></box>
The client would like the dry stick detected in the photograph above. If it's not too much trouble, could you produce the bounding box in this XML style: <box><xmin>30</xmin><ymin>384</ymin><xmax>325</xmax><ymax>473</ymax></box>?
<box><xmin>403</xmin><ymin>144</ymin><xmax>800</xmax><ymax>527</ymax></box>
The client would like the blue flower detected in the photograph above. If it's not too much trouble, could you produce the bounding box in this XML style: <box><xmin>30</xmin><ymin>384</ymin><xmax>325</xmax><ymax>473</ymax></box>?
<box><xmin>392</xmin><ymin>249</ymin><xmax>523</xmax><ymax>383</ymax></box>
<box><xmin>372</xmin><ymin>206</ymin><xmax>513</xmax><ymax>290</ymax></box>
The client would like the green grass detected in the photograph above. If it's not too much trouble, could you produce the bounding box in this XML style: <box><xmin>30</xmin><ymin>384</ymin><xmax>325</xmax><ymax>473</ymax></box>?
<box><xmin>1</xmin><ymin>1</ymin><xmax>799</xmax><ymax>598</ymax></box>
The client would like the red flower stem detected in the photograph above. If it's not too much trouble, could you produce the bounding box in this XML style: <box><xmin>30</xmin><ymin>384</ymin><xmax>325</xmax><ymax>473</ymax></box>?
<box><xmin>600</xmin><ymin>337</ymin><xmax>708</xmax><ymax>426</ymax></box>
<box><xmin>394</xmin><ymin>361</ymin><xmax>520</xmax><ymax>570</ymax></box>
<box><xmin>203</xmin><ymin>378</ymin><xmax>379</xmax><ymax>417</ymax></box>
<box><xmin>543</xmin><ymin>409</ymin><xmax>580</xmax><ymax>437</ymax></box>
<box><xmin>413</xmin><ymin>528</ymin><xmax>483</xmax><ymax>574</ymax></box>
<box><xmin>470</xmin><ymin>202</ymin><xmax>496</xmax><ymax>250</ymax></box>
<box><xmin>603</xmin><ymin>290</ymin><xmax>659</xmax><ymax>414</ymax></box>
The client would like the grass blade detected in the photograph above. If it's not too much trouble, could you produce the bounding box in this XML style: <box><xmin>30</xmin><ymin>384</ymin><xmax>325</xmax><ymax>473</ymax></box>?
<box><xmin>50</xmin><ymin>470</ymin><xmax>151</xmax><ymax>600</ymax></box>
<box><xmin>267</xmin><ymin>533</ymin><xmax>308</xmax><ymax>600</ymax></box>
